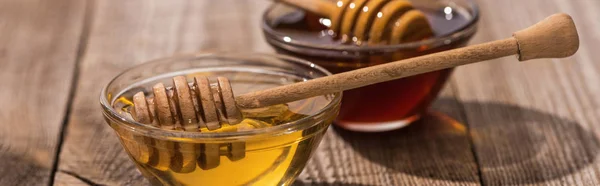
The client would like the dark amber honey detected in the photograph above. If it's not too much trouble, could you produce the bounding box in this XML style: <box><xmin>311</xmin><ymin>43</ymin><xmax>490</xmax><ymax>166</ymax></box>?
<box><xmin>263</xmin><ymin>3</ymin><xmax>477</xmax><ymax>131</ymax></box>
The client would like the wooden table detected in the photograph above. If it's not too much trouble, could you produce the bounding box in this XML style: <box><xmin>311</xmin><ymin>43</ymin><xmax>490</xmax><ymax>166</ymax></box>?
<box><xmin>2</xmin><ymin>0</ymin><xmax>599</xmax><ymax>185</ymax></box>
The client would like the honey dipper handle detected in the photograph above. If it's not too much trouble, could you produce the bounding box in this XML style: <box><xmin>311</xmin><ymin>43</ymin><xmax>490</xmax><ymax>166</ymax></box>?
<box><xmin>236</xmin><ymin>13</ymin><xmax>579</xmax><ymax>108</ymax></box>
<box><xmin>513</xmin><ymin>13</ymin><xmax>579</xmax><ymax>61</ymax></box>
<box><xmin>275</xmin><ymin>0</ymin><xmax>336</xmax><ymax>17</ymax></box>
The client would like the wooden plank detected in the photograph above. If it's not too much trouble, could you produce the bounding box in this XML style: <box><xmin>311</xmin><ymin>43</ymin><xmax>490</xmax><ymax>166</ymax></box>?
<box><xmin>54</xmin><ymin>0</ymin><xmax>272</xmax><ymax>185</ymax></box>
<box><xmin>0</xmin><ymin>0</ymin><xmax>86</xmax><ymax>185</ymax></box>
<box><xmin>450</xmin><ymin>0</ymin><xmax>600</xmax><ymax>185</ymax></box>
<box><xmin>296</xmin><ymin>87</ymin><xmax>481</xmax><ymax>186</ymax></box>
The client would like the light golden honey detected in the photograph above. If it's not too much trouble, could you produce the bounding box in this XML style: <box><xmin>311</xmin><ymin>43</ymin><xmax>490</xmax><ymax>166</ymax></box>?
<box><xmin>115</xmin><ymin>122</ymin><xmax>322</xmax><ymax>185</ymax></box>
<box><xmin>108</xmin><ymin>72</ymin><xmax>338</xmax><ymax>186</ymax></box>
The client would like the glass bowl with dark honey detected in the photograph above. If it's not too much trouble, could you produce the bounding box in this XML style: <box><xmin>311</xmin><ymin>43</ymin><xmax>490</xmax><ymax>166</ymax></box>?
<box><xmin>262</xmin><ymin>0</ymin><xmax>479</xmax><ymax>132</ymax></box>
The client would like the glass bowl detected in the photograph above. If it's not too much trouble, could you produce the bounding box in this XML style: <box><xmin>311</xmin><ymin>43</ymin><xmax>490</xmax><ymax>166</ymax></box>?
<box><xmin>100</xmin><ymin>53</ymin><xmax>342</xmax><ymax>185</ymax></box>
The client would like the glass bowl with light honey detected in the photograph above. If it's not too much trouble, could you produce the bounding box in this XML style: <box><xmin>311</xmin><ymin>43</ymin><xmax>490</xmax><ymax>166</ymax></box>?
<box><xmin>262</xmin><ymin>0</ymin><xmax>479</xmax><ymax>132</ymax></box>
<box><xmin>100</xmin><ymin>53</ymin><xmax>341</xmax><ymax>185</ymax></box>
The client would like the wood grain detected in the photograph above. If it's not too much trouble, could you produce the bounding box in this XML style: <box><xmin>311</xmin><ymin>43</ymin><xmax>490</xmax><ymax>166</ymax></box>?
<box><xmin>53</xmin><ymin>0</ymin><xmax>271</xmax><ymax>185</ymax></box>
<box><xmin>449</xmin><ymin>0</ymin><xmax>600</xmax><ymax>185</ymax></box>
<box><xmin>44</xmin><ymin>0</ymin><xmax>600</xmax><ymax>186</ymax></box>
<box><xmin>0</xmin><ymin>0</ymin><xmax>86</xmax><ymax>185</ymax></box>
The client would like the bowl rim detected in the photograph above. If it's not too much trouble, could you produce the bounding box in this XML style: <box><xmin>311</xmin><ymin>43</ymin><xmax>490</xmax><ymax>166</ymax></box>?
<box><xmin>261</xmin><ymin>0</ymin><xmax>480</xmax><ymax>52</ymax></box>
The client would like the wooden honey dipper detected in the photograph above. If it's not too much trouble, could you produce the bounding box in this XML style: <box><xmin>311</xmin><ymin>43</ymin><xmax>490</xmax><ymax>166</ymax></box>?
<box><xmin>128</xmin><ymin>13</ymin><xmax>577</xmax><ymax>171</ymax></box>
<box><xmin>131</xmin><ymin>78</ymin><xmax>243</xmax><ymax>171</ymax></box>
<box><xmin>131</xmin><ymin>13</ymin><xmax>578</xmax><ymax>131</ymax></box>
<box><xmin>276</xmin><ymin>0</ymin><xmax>433</xmax><ymax>45</ymax></box>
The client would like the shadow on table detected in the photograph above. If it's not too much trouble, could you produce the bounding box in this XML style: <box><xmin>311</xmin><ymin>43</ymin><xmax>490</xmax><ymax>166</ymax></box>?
<box><xmin>329</xmin><ymin>97</ymin><xmax>599</xmax><ymax>185</ymax></box>
<box><xmin>0</xmin><ymin>152</ymin><xmax>50</xmax><ymax>184</ymax></box>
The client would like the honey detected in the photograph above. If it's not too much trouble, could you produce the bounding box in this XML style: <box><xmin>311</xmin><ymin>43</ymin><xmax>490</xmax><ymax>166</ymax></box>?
<box><xmin>262</xmin><ymin>2</ymin><xmax>478</xmax><ymax>131</ymax></box>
